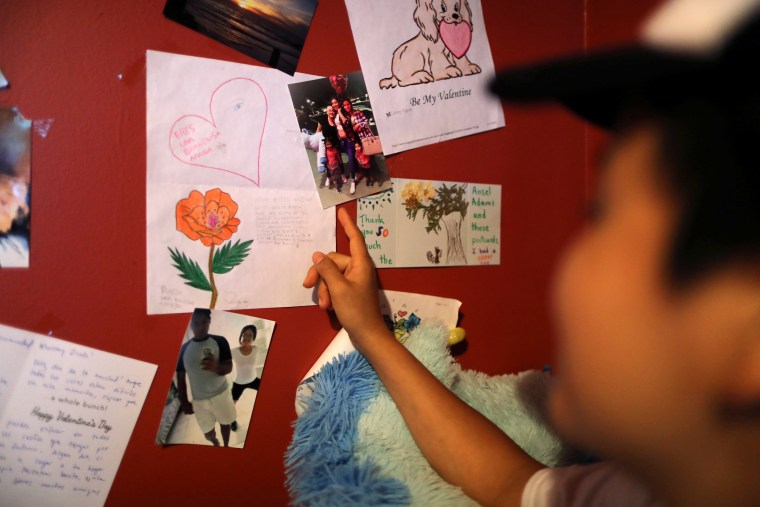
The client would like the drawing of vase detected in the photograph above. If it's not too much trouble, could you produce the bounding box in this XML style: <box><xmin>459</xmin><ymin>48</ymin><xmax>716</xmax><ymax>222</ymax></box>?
<box><xmin>442</xmin><ymin>211</ymin><xmax>466</xmax><ymax>264</ymax></box>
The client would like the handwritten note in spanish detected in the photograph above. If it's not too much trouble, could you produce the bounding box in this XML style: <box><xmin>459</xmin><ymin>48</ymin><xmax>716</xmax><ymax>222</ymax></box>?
<box><xmin>357</xmin><ymin>178</ymin><xmax>501</xmax><ymax>268</ymax></box>
<box><xmin>0</xmin><ymin>324</ymin><xmax>157</xmax><ymax>507</ymax></box>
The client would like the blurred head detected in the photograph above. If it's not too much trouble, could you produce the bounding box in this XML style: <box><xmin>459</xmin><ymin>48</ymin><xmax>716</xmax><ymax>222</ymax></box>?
<box><xmin>190</xmin><ymin>308</ymin><xmax>211</xmax><ymax>339</ymax></box>
<box><xmin>325</xmin><ymin>138</ymin><xmax>334</xmax><ymax>150</ymax></box>
<box><xmin>550</xmin><ymin>103</ymin><xmax>758</xmax><ymax>457</ymax></box>
<box><xmin>330</xmin><ymin>98</ymin><xmax>340</xmax><ymax>111</ymax></box>
<box><xmin>343</xmin><ymin>100</ymin><xmax>353</xmax><ymax>112</ymax></box>
<box><xmin>354</xmin><ymin>141</ymin><xmax>362</xmax><ymax>152</ymax></box>
<box><xmin>492</xmin><ymin>0</ymin><xmax>760</xmax><ymax>503</ymax></box>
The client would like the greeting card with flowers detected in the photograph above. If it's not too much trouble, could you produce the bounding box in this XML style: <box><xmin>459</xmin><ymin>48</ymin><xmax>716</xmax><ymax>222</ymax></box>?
<box><xmin>147</xmin><ymin>51</ymin><xmax>334</xmax><ymax>314</ymax></box>
<box><xmin>357</xmin><ymin>178</ymin><xmax>502</xmax><ymax>268</ymax></box>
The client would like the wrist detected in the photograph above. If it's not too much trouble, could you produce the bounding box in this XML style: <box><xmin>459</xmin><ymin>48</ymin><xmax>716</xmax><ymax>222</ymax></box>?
<box><xmin>349</xmin><ymin>318</ymin><xmax>395</xmax><ymax>353</ymax></box>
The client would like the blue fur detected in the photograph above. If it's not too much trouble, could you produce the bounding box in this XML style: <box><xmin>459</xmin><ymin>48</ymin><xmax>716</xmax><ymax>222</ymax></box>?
<box><xmin>285</xmin><ymin>351</ymin><xmax>411</xmax><ymax>506</ymax></box>
<box><xmin>285</xmin><ymin>324</ymin><xmax>582</xmax><ymax>506</ymax></box>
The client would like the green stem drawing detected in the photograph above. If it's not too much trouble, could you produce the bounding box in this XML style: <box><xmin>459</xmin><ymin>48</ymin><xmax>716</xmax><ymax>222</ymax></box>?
<box><xmin>168</xmin><ymin>239</ymin><xmax>253</xmax><ymax>307</ymax></box>
<box><xmin>208</xmin><ymin>243</ymin><xmax>218</xmax><ymax>309</ymax></box>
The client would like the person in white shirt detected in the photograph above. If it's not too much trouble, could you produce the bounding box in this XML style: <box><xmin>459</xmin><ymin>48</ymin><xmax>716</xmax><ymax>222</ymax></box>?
<box><xmin>229</xmin><ymin>324</ymin><xmax>264</xmax><ymax>431</ymax></box>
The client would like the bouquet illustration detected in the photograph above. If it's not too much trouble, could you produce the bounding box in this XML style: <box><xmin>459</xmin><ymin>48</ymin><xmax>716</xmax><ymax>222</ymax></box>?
<box><xmin>383</xmin><ymin>309</ymin><xmax>421</xmax><ymax>344</ymax></box>
<box><xmin>169</xmin><ymin>188</ymin><xmax>253</xmax><ymax>308</ymax></box>
<box><xmin>402</xmin><ymin>181</ymin><xmax>468</xmax><ymax>264</ymax></box>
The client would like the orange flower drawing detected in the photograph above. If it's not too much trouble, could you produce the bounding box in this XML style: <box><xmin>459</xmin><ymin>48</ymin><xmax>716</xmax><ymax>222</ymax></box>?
<box><xmin>176</xmin><ymin>188</ymin><xmax>241</xmax><ymax>246</ymax></box>
<box><xmin>170</xmin><ymin>188</ymin><xmax>252</xmax><ymax>309</ymax></box>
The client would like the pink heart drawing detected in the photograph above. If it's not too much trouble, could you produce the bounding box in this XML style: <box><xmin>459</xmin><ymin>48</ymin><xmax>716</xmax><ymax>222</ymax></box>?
<box><xmin>398</xmin><ymin>310</ymin><xmax>408</xmax><ymax>317</ymax></box>
<box><xmin>439</xmin><ymin>21</ymin><xmax>472</xmax><ymax>59</ymax></box>
<box><xmin>169</xmin><ymin>78</ymin><xmax>268</xmax><ymax>186</ymax></box>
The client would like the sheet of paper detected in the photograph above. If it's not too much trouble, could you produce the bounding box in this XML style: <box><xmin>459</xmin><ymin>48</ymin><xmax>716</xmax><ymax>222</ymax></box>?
<box><xmin>146</xmin><ymin>50</ymin><xmax>335</xmax><ymax>314</ymax></box>
<box><xmin>295</xmin><ymin>290</ymin><xmax>461</xmax><ymax>415</ymax></box>
<box><xmin>0</xmin><ymin>107</ymin><xmax>31</xmax><ymax>268</ymax></box>
<box><xmin>344</xmin><ymin>0</ymin><xmax>504</xmax><ymax>154</ymax></box>
<box><xmin>0</xmin><ymin>324</ymin><xmax>157</xmax><ymax>507</ymax></box>
<box><xmin>358</xmin><ymin>178</ymin><xmax>501</xmax><ymax>267</ymax></box>
<box><xmin>156</xmin><ymin>309</ymin><xmax>275</xmax><ymax>448</ymax></box>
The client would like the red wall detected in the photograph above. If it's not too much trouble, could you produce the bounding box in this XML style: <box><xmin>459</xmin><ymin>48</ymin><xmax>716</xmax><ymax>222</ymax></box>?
<box><xmin>0</xmin><ymin>1</ymin><xmax>655</xmax><ymax>504</ymax></box>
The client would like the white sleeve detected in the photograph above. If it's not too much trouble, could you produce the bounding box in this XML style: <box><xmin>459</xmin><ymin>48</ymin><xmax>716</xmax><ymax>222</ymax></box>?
<box><xmin>521</xmin><ymin>462</ymin><xmax>663</xmax><ymax>507</ymax></box>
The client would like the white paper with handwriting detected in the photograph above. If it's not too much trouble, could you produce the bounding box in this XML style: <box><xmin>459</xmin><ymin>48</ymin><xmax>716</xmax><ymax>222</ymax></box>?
<box><xmin>146</xmin><ymin>50</ymin><xmax>335</xmax><ymax>314</ymax></box>
<box><xmin>0</xmin><ymin>324</ymin><xmax>157</xmax><ymax>507</ymax></box>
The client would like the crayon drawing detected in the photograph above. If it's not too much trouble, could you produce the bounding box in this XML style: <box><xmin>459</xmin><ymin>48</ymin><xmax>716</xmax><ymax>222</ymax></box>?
<box><xmin>402</xmin><ymin>180</ymin><xmax>468</xmax><ymax>264</ymax></box>
<box><xmin>169</xmin><ymin>189</ymin><xmax>253</xmax><ymax>309</ymax></box>
<box><xmin>344</xmin><ymin>0</ymin><xmax>502</xmax><ymax>155</ymax></box>
<box><xmin>379</xmin><ymin>0</ymin><xmax>481</xmax><ymax>89</ymax></box>
<box><xmin>358</xmin><ymin>178</ymin><xmax>501</xmax><ymax>268</ymax></box>
<box><xmin>147</xmin><ymin>51</ymin><xmax>335</xmax><ymax>314</ymax></box>
<box><xmin>382</xmin><ymin>303</ymin><xmax>422</xmax><ymax>344</ymax></box>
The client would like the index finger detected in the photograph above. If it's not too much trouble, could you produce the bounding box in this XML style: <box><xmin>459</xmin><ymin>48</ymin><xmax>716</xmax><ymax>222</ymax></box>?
<box><xmin>337</xmin><ymin>208</ymin><xmax>370</xmax><ymax>260</ymax></box>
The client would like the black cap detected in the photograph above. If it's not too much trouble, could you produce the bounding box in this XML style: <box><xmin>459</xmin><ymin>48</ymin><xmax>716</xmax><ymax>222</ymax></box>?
<box><xmin>490</xmin><ymin>0</ymin><xmax>760</xmax><ymax>128</ymax></box>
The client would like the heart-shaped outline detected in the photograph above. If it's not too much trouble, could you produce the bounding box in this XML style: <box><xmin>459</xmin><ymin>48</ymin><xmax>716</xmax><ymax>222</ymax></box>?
<box><xmin>169</xmin><ymin>77</ymin><xmax>268</xmax><ymax>186</ymax></box>
<box><xmin>398</xmin><ymin>310</ymin><xmax>408</xmax><ymax>317</ymax></box>
<box><xmin>439</xmin><ymin>21</ymin><xmax>472</xmax><ymax>59</ymax></box>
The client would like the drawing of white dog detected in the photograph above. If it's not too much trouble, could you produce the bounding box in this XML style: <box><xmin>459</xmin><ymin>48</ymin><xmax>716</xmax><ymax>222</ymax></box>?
<box><xmin>379</xmin><ymin>0</ymin><xmax>482</xmax><ymax>89</ymax></box>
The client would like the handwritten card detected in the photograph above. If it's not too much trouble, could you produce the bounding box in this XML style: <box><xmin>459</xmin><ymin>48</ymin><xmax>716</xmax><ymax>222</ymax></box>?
<box><xmin>344</xmin><ymin>0</ymin><xmax>504</xmax><ymax>154</ymax></box>
<box><xmin>295</xmin><ymin>290</ymin><xmax>461</xmax><ymax>415</ymax></box>
<box><xmin>146</xmin><ymin>51</ymin><xmax>335</xmax><ymax>314</ymax></box>
<box><xmin>358</xmin><ymin>178</ymin><xmax>501</xmax><ymax>268</ymax></box>
<box><xmin>0</xmin><ymin>324</ymin><xmax>156</xmax><ymax>507</ymax></box>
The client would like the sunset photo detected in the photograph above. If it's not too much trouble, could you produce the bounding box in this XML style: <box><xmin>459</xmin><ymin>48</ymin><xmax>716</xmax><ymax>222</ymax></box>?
<box><xmin>164</xmin><ymin>0</ymin><xmax>318</xmax><ymax>75</ymax></box>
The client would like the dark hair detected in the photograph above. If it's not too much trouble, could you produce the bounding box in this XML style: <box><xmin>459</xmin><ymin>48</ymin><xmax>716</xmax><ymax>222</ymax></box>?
<box><xmin>627</xmin><ymin>91</ymin><xmax>760</xmax><ymax>285</ymax></box>
<box><xmin>239</xmin><ymin>325</ymin><xmax>257</xmax><ymax>343</ymax></box>
<box><xmin>192</xmin><ymin>308</ymin><xmax>211</xmax><ymax>319</ymax></box>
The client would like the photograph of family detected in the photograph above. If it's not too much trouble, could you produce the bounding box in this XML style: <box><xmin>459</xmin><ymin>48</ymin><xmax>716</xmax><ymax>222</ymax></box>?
<box><xmin>155</xmin><ymin>308</ymin><xmax>275</xmax><ymax>448</ymax></box>
<box><xmin>289</xmin><ymin>71</ymin><xmax>392</xmax><ymax>209</ymax></box>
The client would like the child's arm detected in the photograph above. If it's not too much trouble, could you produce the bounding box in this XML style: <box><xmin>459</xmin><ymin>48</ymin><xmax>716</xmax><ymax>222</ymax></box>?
<box><xmin>304</xmin><ymin>208</ymin><xmax>544</xmax><ymax>507</ymax></box>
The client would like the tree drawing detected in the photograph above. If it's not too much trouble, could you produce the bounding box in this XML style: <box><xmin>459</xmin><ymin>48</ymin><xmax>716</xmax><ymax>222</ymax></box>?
<box><xmin>401</xmin><ymin>181</ymin><xmax>468</xmax><ymax>264</ymax></box>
